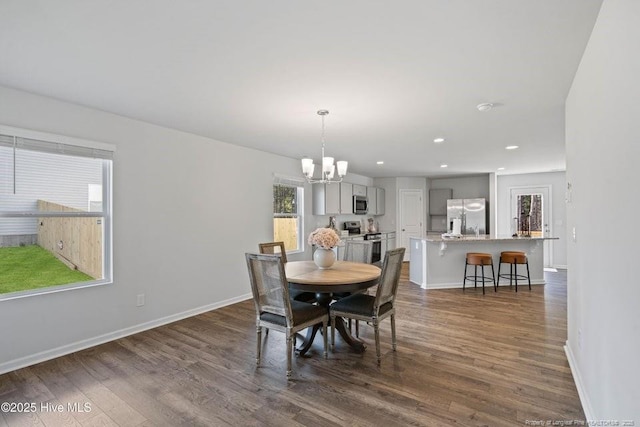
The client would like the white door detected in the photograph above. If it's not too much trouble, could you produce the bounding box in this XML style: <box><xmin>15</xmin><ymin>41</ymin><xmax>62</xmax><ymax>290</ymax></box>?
<box><xmin>399</xmin><ymin>189</ymin><xmax>424</xmax><ymax>261</ymax></box>
<box><xmin>510</xmin><ymin>186</ymin><xmax>552</xmax><ymax>268</ymax></box>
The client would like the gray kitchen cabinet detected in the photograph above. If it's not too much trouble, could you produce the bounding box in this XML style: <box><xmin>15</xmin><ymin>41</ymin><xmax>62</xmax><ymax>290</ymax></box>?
<box><xmin>314</xmin><ymin>182</ymin><xmax>355</xmax><ymax>215</ymax></box>
<box><xmin>340</xmin><ymin>182</ymin><xmax>353</xmax><ymax>214</ymax></box>
<box><xmin>428</xmin><ymin>188</ymin><xmax>451</xmax><ymax>232</ymax></box>
<box><xmin>312</xmin><ymin>183</ymin><xmax>341</xmax><ymax>215</ymax></box>
<box><xmin>338</xmin><ymin>235</ymin><xmax>364</xmax><ymax>260</ymax></box>
<box><xmin>352</xmin><ymin>184</ymin><xmax>367</xmax><ymax>196</ymax></box>
<box><xmin>367</xmin><ymin>186</ymin><xmax>378</xmax><ymax>215</ymax></box>
<box><xmin>387</xmin><ymin>232</ymin><xmax>396</xmax><ymax>251</ymax></box>
<box><xmin>376</xmin><ymin>187</ymin><xmax>385</xmax><ymax>215</ymax></box>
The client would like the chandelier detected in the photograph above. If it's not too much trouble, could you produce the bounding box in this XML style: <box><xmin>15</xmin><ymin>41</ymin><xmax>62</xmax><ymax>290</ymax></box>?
<box><xmin>301</xmin><ymin>110</ymin><xmax>348</xmax><ymax>184</ymax></box>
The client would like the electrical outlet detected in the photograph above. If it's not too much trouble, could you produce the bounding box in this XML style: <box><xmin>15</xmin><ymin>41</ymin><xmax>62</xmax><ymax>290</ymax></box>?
<box><xmin>136</xmin><ymin>294</ymin><xmax>145</xmax><ymax>307</ymax></box>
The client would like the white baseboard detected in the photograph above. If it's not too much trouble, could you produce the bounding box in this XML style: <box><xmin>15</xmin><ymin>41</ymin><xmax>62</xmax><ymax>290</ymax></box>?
<box><xmin>0</xmin><ymin>293</ymin><xmax>252</xmax><ymax>375</ymax></box>
<box><xmin>564</xmin><ymin>341</ymin><xmax>595</xmax><ymax>420</ymax></box>
<box><xmin>422</xmin><ymin>280</ymin><xmax>546</xmax><ymax>290</ymax></box>
<box><xmin>553</xmin><ymin>264</ymin><xmax>568</xmax><ymax>270</ymax></box>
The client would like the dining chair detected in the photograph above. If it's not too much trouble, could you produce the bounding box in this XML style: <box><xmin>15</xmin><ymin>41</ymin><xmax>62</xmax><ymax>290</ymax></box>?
<box><xmin>258</xmin><ymin>241</ymin><xmax>316</xmax><ymax>303</ymax></box>
<box><xmin>341</xmin><ymin>239</ymin><xmax>374</xmax><ymax>337</ymax></box>
<box><xmin>343</xmin><ymin>240</ymin><xmax>373</xmax><ymax>263</ymax></box>
<box><xmin>329</xmin><ymin>247</ymin><xmax>406</xmax><ymax>365</ymax></box>
<box><xmin>245</xmin><ymin>253</ymin><xmax>328</xmax><ymax>379</ymax></box>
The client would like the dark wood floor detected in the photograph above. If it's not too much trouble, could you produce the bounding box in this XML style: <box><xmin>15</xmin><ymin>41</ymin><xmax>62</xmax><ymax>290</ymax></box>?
<box><xmin>0</xmin><ymin>264</ymin><xmax>583</xmax><ymax>426</ymax></box>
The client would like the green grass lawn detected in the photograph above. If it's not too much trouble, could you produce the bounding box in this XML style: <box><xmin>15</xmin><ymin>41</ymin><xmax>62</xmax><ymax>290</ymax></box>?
<box><xmin>0</xmin><ymin>245</ymin><xmax>93</xmax><ymax>295</ymax></box>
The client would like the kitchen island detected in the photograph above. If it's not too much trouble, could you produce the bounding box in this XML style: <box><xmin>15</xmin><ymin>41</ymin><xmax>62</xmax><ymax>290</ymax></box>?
<box><xmin>409</xmin><ymin>235</ymin><xmax>559</xmax><ymax>289</ymax></box>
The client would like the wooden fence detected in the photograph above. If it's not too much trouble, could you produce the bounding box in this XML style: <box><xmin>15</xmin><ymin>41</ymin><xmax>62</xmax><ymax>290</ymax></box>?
<box><xmin>37</xmin><ymin>200</ymin><xmax>102</xmax><ymax>279</ymax></box>
<box><xmin>273</xmin><ymin>218</ymin><xmax>300</xmax><ymax>252</ymax></box>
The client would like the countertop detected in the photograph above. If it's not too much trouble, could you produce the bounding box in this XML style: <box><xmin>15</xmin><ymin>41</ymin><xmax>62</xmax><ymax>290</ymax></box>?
<box><xmin>417</xmin><ymin>235</ymin><xmax>559</xmax><ymax>243</ymax></box>
<box><xmin>340</xmin><ymin>231</ymin><xmax>396</xmax><ymax>239</ymax></box>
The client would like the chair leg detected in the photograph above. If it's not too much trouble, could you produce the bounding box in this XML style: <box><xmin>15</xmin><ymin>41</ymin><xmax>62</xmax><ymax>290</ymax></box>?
<box><xmin>391</xmin><ymin>314</ymin><xmax>397</xmax><ymax>351</ymax></box>
<box><xmin>256</xmin><ymin>325</ymin><xmax>262</xmax><ymax>366</ymax></box>
<box><xmin>374</xmin><ymin>320</ymin><xmax>381</xmax><ymax>365</ymax></box>
<box><xmin>348</xmin><ymin>318</ymin><xmax>352</xmax><ymax>333</ymax></box>
<box><xmin>286</xmin><ymin>333</ymin><xmax>293</xmax><ymax>379</ymax></box>
<box><xmin>526</xmin><ymin>261</ymin><xmax>531</xmax><ymax>290</ymax></box>
<box><xmin>322</xmin><ymin>319</ymin><xmax>328</xmax><ymax>358</ymax></box>
<box><xmin>330</xmin><ymin>314</ymin><xmax>336</xmax><ymax>350</ymax></box>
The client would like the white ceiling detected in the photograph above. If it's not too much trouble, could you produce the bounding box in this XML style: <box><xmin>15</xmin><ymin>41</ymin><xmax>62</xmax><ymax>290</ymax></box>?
<box><xmin>0</xmin><ymin>0</ymin><xmax>602</xmax><ymax>179</ymax></box>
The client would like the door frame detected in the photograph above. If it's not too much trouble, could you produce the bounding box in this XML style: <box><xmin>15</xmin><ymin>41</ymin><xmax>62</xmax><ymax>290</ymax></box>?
<box><xmin>398</xmin><ymin>188</ymin><xmax>424</xmax><ymax>261</ymax></box>
<box><xmin>509</xmin><ymin>185</ymin><xmax>553</xmax><ymax>268</ymax></box>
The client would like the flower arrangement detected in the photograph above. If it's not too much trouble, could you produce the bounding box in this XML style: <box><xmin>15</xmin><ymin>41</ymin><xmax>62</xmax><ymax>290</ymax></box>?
<box><xmin>308</xmin><ymin>227</ymin><xmax>341</xmax><ymax>250</ymax></box>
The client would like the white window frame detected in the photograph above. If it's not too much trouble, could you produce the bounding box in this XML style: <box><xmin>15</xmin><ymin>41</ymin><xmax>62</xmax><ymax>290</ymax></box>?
<box><xmin>273</xmin><ymin>174</ymin><xmax>305</xmax><ymax>254</ymax></box>
<box><xmin>0</xmin><ymin>124</ymin><xmax>114</xmax><ymax>301</ymax></box>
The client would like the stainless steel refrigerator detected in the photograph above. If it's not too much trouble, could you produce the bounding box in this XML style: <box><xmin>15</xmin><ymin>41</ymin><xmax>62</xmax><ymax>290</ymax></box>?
<box><xmin>446</xmin><ymin>198</ymin><xmax>487</xmax><ymax>235</ymax></box>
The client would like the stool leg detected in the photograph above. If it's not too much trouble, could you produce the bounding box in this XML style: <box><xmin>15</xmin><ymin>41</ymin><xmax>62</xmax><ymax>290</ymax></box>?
<box><xmin>491</xmin><ymin>262</ymin><xmax>496</xmax><ymax>292</ymax></box>
<box><xmin>463</xmin><ymin>260</ymin><xmax>468</xmax><ymax>291</ymax></box>
<box><xmin>481</xmin><ymin>264</ymin><xmax>485</xmax><ymax>295</ymax></box>
<box><xmin>474</xmin><ymin>265</ymin><xmax>478</xmax><ymax>289</ymax></box>
<box><xmin>497</xmin><ymin>261</ymin><xmax>502</xmax><ymax>287</ymax></box>
<box><xmin>510</xmin><ymin>263</ymin><xmax>514</xmax><ymax>288</ymax></box>
<box><xmin>514</xmin><ymin>263</ymin><xmax>518</xmax><ymax>292</ymax></box>
<box><xmin>526</xmin><ymin>261</ymin><xmax>531</xmax><ymax>290</ymax></box>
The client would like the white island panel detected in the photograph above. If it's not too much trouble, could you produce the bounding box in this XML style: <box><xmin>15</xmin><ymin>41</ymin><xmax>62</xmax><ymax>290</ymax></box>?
<box><xmin>409</xmin><ymin>236</ymin><xmax>556</xmax><ymax>289</ymax></box>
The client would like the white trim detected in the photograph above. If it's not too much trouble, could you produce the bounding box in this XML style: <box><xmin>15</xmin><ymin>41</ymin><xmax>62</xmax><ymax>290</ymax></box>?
<box><xmin>0</xmin><ymin>124</ymin><xmax>116</xmax><ymax>152</ymax></box>
<box><xmin>509</xmin><ymin>185</ymin><xmax>553</xmax><ymax>267</ymax></box>
<box><xmin>0</xmin><ymin>293</ymin><xmax>252</xmax><ymax>375</ymax></box>
<box><xmin>565</xmin><ymin>342</ymin><xmax>594</xmax><ymax>421</ymax></box>
<box><xmin>415</xmin><ymin>280</ymin><xmax>546</xmax><ymax>290</ymax></box>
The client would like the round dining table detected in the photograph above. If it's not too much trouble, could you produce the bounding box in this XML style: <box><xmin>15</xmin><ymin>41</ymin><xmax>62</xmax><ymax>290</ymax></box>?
<box><xmin>285</xmin><ymin>260</ymin><xmax>381</xmax><ymax>355</ymax></box>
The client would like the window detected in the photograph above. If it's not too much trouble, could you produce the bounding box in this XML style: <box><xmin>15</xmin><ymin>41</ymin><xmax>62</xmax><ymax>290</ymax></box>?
<box><xmin>0</xmin><ymin>125</ymin><xmax>114</xmax><ymax>299</ymax></box>
<box><xmin>273</xmin><ymin>176</ymin><xmax>304</xmax><ymax>253</ymax></box>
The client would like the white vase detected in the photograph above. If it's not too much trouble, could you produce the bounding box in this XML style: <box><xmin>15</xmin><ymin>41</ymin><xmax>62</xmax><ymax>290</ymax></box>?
<box><xmin>313</xmin><ymin>248</ymin><xmax>336</xmax><ymax>269</ymax></box>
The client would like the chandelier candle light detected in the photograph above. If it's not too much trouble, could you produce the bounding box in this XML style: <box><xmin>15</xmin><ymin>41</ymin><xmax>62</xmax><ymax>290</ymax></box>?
<box><xmin>301</xmin><ymin>110</ymin><xmax>348</xmax><ymax>184</ymax></box>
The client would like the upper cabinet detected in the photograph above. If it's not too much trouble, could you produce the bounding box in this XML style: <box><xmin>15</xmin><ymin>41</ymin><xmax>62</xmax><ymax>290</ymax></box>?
<box><xmin>352</xmin><ymin>184</ymin><xmax>367</xmax><ymax>196</ymax></box>
<box><xmin>367</xmin><ymin>186</ymin><xmax>385</xmax><ymax>216</ymax></box>
<box><xmin>313</xmin><ymin>182</ymin><xmax>354</xmax><ymax>215</ymax></box>
<box><xmin>376</xmin><ymin>187</ymin><xmax>385</xmax><ymax>215</ymax></box>
<box><xmin>429</xmin><ymin>188</ymin><xmax>452</xmax><ymax>215</ymax></box>
<box><xmin>313</xmin><ymin>183</ymin><xmax>385</xmax><ymax>216</ymax></box>
<box><xmin>340</xmin><ymin>182</ymin><xmax>353</xmax><ymax>214</ymax></box>
<box><xmin>367</xmin><ymin>186</ymin><xmax>377</xmax><ymax>215</ymax></box>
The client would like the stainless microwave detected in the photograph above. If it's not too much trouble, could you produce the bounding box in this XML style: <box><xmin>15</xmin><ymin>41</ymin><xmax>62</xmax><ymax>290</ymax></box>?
<box><xmin>353</xmin><ymin>195</ymin><xmax>368</xmax><ymax>214</ymax></box>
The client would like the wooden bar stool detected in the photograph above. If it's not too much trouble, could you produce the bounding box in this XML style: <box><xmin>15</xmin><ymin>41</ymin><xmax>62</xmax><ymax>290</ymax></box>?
<box><xmin>497</xmin><ymin>251</ymin><xmax>531</xmax><ymax>292</ymax></box>
<box><xmin>463</xmin><ymin>253</ymin><xmax>496</xmax><ymax>295</ymax></box>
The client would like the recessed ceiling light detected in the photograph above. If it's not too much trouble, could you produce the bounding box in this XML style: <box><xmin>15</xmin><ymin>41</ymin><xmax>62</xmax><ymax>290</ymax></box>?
<box><xmin>477</xmin><ymin>103</ymin><xmax>494</xmax><ymax>112</ymax></box>
<box><xmin>440</xmin><ymin>164</ymin><xmax>448</xmax><ymax>168</ymax></box>
<box><xmin>498</xmin><ymin>167</ymin><xmax>505</xmax><ymax>170</ymax></box>
<box><xmin>433</xmin><ymin>137</ymin><xmax>445</xmax><ymax>144</ymax></box>
<box><xmin>505</xmin><ymin>145</ymin><xmax>519</xmax><ymax>150</ymax></box>
<box><xmin>376</xmin><ymin>161</ymin><xmax>384</xmax><ymax>165</ymax></box>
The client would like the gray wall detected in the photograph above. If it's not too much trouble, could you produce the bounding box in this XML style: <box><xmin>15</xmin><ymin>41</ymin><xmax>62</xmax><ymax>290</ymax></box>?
<box><xmin>0</xmin><ymin>85</ymin><xmax>318</xmax><ymax>371</ymax></box>
<box><xmin>429</xmin><ymin>175</ymin><xmax>490</xmax><ymax>200</ymax></box>
<box><xmin>566</xmin><ymin>0</ymin><xmax>639</xmax><ymax>420</ymax></box>
<box><xmin>496</xmin><ymin>171</ymin><xmax>567</xmax><ymax>267</ymax></box>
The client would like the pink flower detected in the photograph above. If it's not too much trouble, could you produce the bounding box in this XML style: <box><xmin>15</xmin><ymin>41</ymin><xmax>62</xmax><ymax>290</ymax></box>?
<box><xmin>308</xmin><ymin>228</ymin><xmax>341</xmax><ymax>250</ymax></box>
